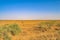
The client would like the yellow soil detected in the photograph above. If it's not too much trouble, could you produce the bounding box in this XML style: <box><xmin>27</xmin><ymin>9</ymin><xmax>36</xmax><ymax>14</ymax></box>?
<box><xmin>0</xmin><ymin>20</ymin><xmax>60</xmax><ymax>40</ymax></box>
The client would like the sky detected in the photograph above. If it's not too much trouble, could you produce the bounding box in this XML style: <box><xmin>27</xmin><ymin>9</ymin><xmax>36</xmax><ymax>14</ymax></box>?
<box><xmin>0</xmin><ymin>0</ymin><xmax>60</xmax><ymax>20</ymax></box>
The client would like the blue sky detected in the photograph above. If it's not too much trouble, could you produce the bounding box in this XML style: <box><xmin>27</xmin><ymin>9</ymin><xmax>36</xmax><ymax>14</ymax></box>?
<box><xmin>0</xmin><ymin>0</ymin><xmax>60</xmax><ymax>20</ymax></box>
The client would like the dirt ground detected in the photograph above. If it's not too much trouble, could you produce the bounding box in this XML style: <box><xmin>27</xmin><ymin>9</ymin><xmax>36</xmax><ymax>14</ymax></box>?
<box><xmin>0</xmin><ymin>20</ymin><xmax>60</xmax><ymax>40</ymax></box>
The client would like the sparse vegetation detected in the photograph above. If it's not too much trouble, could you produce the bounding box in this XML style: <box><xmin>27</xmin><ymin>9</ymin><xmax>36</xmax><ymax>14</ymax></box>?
<box><xmin>8</xmin><ymin>24</ymin><xmax>21</xmax><ymax>35</ymax></box>
<box><xmin>0</xmin><ymin>20</ymin><xmax>60</xmax><ymax>40</ymax></box>
<box><xmin>32</xmin><ymin>21</ymin><xmax>56</xmax><ymax>32</ymax></box>
<box><xmin>0</xmin><ymin>24</ymin><xmax>21</xmax><ymax>40</ymax></box>
<box><xmin>39</xmin><ymin>21</ymin><xmax>56</xmax><ymax>28</ymax></box>
<box><xmin>56</xmin><ymin>23</ymin><xmax>60</xmax><ymax>27</ymax></box>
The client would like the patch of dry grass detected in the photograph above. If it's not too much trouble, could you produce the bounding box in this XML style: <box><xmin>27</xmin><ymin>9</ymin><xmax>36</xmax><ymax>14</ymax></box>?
<box><xmin>0</xmin><ymin>20</ymin><xmax>60</xmax><ymax>40</ymax></box>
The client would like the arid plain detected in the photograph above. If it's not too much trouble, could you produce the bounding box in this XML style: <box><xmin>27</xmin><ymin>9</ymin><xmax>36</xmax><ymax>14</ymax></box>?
<box><xmin>0</xmin><ymin>20</ymin><xmax>60</xmax><ymax>40</ymax></box>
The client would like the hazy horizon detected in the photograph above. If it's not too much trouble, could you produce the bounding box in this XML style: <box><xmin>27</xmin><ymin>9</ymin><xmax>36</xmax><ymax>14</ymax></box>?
<box><xmin>0</xmin><ymin>0</ymin><xmax>60</xmax><ymax>20</ymax></box>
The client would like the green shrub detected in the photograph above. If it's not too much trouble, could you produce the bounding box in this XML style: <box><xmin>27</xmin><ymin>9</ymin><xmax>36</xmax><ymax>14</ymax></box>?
<box><xmin>8</xmin><ymin>24</ymin><xmax>21</xmax><ymax>35</ymax></box>
<box><xmin>0</xmin><ymin>24</ymin><xmax>21</xmax><ymax>40</ymax></box>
